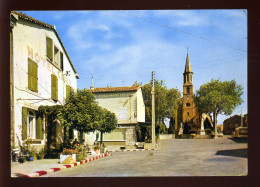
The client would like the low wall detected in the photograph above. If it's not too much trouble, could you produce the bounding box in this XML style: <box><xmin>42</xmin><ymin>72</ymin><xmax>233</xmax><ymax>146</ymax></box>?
<box><xmin>159</xmin><ymin>134</ymin><xmax>175</xmax><ymax>140</ymax></box>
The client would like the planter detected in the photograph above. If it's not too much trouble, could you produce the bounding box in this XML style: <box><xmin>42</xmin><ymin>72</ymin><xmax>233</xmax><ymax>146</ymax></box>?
<box><xmin>37</xmin><ymin>155</ymin><xmax>45</xmax><ymax>160</ymax></box>
<box><xmin>28</xmin><ymin>156</ymin><xmax>34</xmax><ymax>161</ymax></box>
<box><xmin>60</xmin><ymin>154</ymin><xmax>76</xmax><ymax>164</ymax></box>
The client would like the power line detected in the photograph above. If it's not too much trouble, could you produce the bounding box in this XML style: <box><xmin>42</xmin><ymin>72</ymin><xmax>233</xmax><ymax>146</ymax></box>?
<box><xmin>119</xmin><ymin>10</ymin><xmax>247</xmax><ymax>53</ymax></box>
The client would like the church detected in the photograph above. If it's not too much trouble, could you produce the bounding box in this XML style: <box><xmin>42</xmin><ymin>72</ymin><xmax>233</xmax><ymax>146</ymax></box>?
<box><xmin>180</xmin><ymin>52</ymin><xmax>213</xmax><ymax>136</ymax></box>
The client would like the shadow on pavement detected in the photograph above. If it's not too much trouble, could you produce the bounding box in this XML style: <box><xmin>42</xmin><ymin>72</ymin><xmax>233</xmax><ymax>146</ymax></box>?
<box><xmin>228</xmin><ymin>137</ymin><xmax>248</xmax><ymax>143</ymax></box>
<box><xmin>216</xmin><ymin>148</ymin><xmax>247</xmax><ymax>158</ymax></box>
<box><xmin>12</xmin><ymin>173</ymin><xmax>26</xmax><ymax>177</ymax></box>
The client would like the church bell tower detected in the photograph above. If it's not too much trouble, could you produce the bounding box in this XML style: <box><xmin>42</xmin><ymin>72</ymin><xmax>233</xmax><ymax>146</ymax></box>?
<box><xmin>182</xmin><ymin>51</ymin><xmax>197</xmax><ymax>133</ymax></box>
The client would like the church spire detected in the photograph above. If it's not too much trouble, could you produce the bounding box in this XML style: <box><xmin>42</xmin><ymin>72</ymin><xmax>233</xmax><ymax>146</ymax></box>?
<box><xmin>184</xmin><ymin>51</ymin><xmax>192</xmax><ymax>73</ymax></box>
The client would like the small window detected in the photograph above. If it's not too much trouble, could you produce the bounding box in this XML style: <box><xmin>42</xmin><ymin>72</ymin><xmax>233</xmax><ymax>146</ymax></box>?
<box><xmin>28</xmin><ymin>110</ymin><xmax>36</xmax><ymax>139</ymax></box>
<box><xmin>187</xmin><ymin>112</ymin><xmax>189</xmax><ymax>116</ymax></box>
<box><xmin>186</xmin><ymin>103</ymin><xmax>190</xmax><ymax>107</ymax></box>
<box><xmin>187</xmin><ymin>87</ymin><xmax>190</xmax><ymax>93</ymax></box>
<box><xmin>60</xmin><ymin>52</ymin><xmax>64</xmax><ymax>71</ymax></box>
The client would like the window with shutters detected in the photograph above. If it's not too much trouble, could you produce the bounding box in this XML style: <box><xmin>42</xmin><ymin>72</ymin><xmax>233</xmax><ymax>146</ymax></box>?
<box><xmin>46</xmin><ymin>36</ymin><xmax>53</xmax><ymax>61</ymax></box>
<box><xmin>28</xmin><ymin>58</ymin><xmax>38</xmax><ymax>92</ymax></box>
<box><xmin>51</xmin><ymin>74</ymin><xmax>58</xmax><ymax>101</ymax></box>
<box><xmin>22</xmin><ymin>107</ymin><xmax>44</xmax><ymax>140</ymax></box>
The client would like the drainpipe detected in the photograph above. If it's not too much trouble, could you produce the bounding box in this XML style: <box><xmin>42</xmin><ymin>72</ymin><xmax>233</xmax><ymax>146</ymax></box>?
<box><xmin>10</xmin><ymin>17</ymin><xmax>16</xmax><ymax>148</ymax></box>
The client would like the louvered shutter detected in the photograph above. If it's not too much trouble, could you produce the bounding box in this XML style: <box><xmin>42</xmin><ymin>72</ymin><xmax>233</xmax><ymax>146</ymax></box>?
<box><xmin>28</xmin><ymin>59</ymin><xmax>38</xmax><ymax>92</ymax></box>
<box><xmin>66</xmin><ymin>84</ymin><xmax>70</xmax><ymax>98</ymax></box>
<box><xmin>51</xmin><ymin>74</ymin><xmax>58</xmax><ymax>101</ymax></box>
<box><xmin>22</xmin><ymin>107</ymin><xmax>27</xmax><ymax>140</ymax></box>
<box><xmin>46</xmin><ymin>37</ymin><xmax>53</xmax><ymax>61</ymax></box>
<box><xmin>36</xmin><ymin>112</ymin><xmax>43</xmax><ymax>139</ymax></box>
<box><xmin>28</xmin><ymin>59</ymin><xmax>33</xmax><ymax>91</ymax></box>
<box><xmin>32</xmin><ymin>60</ymin><xmax>38</xmax><ymax>92</ymax></box>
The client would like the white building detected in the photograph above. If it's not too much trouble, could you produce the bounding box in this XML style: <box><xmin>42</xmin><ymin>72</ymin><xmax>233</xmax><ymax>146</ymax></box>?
<box><xmin>89</xmin><ymin>86</ymin><xmax>145</xmax><ymax>148</ymax></box>
<box><xmin>10</xmin><ymin>11</ymin><xmax>79</xmax><ymax>150</ymax></box>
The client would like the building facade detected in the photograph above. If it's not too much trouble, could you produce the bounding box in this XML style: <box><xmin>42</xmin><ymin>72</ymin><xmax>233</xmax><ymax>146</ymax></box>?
<box><xmin>89</xmin><ymin>86</ymin><xmax>145</xmax><ymax>147</ymax></box>
<box><xmin>182</xmin><ymin>52</ymin><xmax>198</xmax><ymax>134</ymax></box>
<box><xmin>10</xmin><ymin>12</ymin><xmax>79</xmax><ymax>150</ymax></box>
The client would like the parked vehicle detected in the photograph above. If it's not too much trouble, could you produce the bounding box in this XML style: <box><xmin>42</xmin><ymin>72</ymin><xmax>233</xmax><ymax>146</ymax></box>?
<box><xmin>233</xmin><ymin>127</ymin><xmax>248</xmax><ymax>138</ymax></box>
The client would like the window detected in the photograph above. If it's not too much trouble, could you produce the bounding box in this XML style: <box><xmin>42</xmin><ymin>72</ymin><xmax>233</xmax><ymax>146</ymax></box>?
<box><xmin>46</xmin><ymin>37</ymin><xmax>53</xmax><ymax>61</ymax></box>
<box><xmin>60</xmin><ymin>52</ymin><xmax>64</xmax><ymax>71</ymax></box>
<box><xmin>22</xmin><ymin>107</ymin><xmax>43</xmax><ymax>140</ymax></box>
<box><xmin>187</xmin><ymin>112</ymin><xmax>189</xmax><ymax>116</ymax></box>
<box><xmin>28</xmin><ymin>58</ymin><xmax>38</xmax><ymax>92</ymax></box>
<box><xmin>51</xmin><ymin>74</ymin><xmax>58</xmax><ymax>101</ymax></box>
<box><xmin>119</xmin><ymin>107</ymin><xmax>127</xmax><ymax>120</ymax></box>
<box><xmin>186</xmin><ymin>103</ymin><xmax>190</xmax><ymax>107</ymax></box>
<box><xmin>46</xmin><ymin>37</ymin><xmax>63</xmax><ymax>71</ymax></box>
<box><xmin>187</xmin><ymin>87</ymin><xmax>190</xmax><ymax>93</ymax></box>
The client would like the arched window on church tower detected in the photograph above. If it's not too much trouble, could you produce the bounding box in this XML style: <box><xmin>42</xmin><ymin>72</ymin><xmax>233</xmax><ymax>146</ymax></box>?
<box><xmin>187</xmin><ymin>87</ymin><xmax>190</xmax><ymax>93</ymax></box>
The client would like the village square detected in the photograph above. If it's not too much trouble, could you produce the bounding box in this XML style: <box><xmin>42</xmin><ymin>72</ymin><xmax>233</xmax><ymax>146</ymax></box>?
<box><xmin>10</xmin><ymin>10</ymin><xmax>247</xmax><ymax>177</ymax></box>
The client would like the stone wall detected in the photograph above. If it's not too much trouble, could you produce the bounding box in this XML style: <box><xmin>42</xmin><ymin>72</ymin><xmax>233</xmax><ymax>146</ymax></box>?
<box><xmin>125</xmin><ymin>127</ymin><xmax>137</xmax><ymax>145</ymax></box>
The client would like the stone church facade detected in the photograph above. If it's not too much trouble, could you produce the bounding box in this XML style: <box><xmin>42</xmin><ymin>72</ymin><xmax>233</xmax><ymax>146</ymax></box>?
<box><xmin>181</xmin><ymin>52</ymin><xmax>199</xmax><ymax>134</ymax></box>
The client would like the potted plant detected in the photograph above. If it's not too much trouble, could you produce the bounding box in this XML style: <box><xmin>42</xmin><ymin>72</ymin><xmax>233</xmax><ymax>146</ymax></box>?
<box><xmin>27</xmin><ymin>146</ymin><xmax>37</xmax><ymax>161</ymax></box>
<box><xmin>93</xmin><ymin>145</ymin><xmax>101</xmax><ymax>155</ymax></box>
<box><xmin>37</xmin><ymin>147</ymin><xmax>46</xmax><ymax>160</ymax></box>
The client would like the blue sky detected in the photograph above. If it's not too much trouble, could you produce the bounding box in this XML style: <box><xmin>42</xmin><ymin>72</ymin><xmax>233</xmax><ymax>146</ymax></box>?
<box><xmin>22</xmin><ymin>10</ymin><xmax>247</xmax><ymax>125</ymax></box>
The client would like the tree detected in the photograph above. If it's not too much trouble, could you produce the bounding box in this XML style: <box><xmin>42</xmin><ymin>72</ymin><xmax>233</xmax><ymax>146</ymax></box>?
<box><xmin>194</xmin><ymin>79</ymin><xmax>243</xmax><ymax>138</ymax></box>
<box><xmin>136</xmin><ymin>79</ymin><xmax>181</xmax><ymax>135</ymax></box>
<box><xmin>96</xmin><ymin>108</ymin><xmax>117</xmax><ymax>145</ymax></box>
<box><xmin>57</xmin><ymin>89</ymin><xmax>99</xmax><ymax>142</ymax></box>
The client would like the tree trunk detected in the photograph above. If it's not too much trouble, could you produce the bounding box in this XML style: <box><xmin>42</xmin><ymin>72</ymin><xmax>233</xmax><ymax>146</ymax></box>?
<box><xmin>79</xmin><ymin>131</ymin><xmax>84</xmax><ymax>144</ymax></box>
<box><xmin>213</xmin><ymin>111</ymin><xmax>218</xmax><ymax>138</ymax></box>
<box><xmin>100</xmin><ymin>131</ymin><xmax>103</xmax><ymax>145</ymax></box>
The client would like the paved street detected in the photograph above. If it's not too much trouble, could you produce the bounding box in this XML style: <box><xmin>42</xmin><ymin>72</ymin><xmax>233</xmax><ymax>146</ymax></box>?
<box><xmin>43</xmin><ymin>136</ymin><xmax>247</xmax><ymax>177</ymax></box>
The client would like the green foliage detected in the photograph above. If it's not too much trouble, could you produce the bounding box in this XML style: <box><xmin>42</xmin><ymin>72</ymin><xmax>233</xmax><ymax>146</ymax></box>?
<box><xmin>136</xmin><ymin>124</ymin><xmax>152</xmax><ymax>142</ymax></box>
<box><xmin>194</xmin><ymin>79</ymin><xmax>243</xmax><ymax>116</ymax></box>
<box><xmin>37</xmin><ymin>147</ymin><xmax>47</xmax><ymax>159</ymax></box>
<box><xmin>96</xmin><ymin>108</ymin><xmax>117</xmax><ymax>144</ymax></box>
<box><xmin>57</xmin><ymin>89</ymin><xmax>98</xmax><ymax>133</ymax></box>
<box><xmin>194</xmin><ymin>79</ymin><xmax>243</xmax><ymax>133</ymax></box>
<box><xmin>158</xmin><ymin>123</ymin><xmax>168</xmax><ymax>134</ymax></box>
<box><xmin>139</xmin><ymin>79</ymin><xmax>181</xmax><ymax>129</ymax></box>
<box><xmin>38</xmin><ymin>105</ymin><xmax>62</xmax><ymax>119</ymax></box>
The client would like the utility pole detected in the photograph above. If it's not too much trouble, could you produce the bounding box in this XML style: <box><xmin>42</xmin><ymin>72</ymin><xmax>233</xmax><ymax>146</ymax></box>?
<box><xmin>241</xmin><ymin>106</ymin><xmax>243</xmax><ymax>127</ymax></box>
<box><xmin>151</xmin><ymin>71</ymin><xmax>155</xmax><ymax>149</ymax></box>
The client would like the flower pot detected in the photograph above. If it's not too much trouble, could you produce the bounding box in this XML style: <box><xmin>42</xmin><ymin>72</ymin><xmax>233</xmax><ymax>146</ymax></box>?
<box><xmin>29</xmin><ymin>156</ymin><xmax>34</xmax><ymax>161</ymax></box>
<box><xmin>60</xmin><ymin>154</ymin><xmax>76</xmax><ymax>164</ymax></box>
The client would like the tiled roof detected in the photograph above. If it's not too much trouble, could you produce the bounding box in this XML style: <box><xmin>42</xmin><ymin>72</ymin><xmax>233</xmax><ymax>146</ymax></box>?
<box><xmin>89</xmin><ymin>86</ymin><xmax>141</xmax><ymax>93</ymax></box>
<box><xmin>11</xmin><ymin>11</ymin><xmax>79</xmax><ymax>79</ymax></box>
<box><xmin>11</xmin><ymin>11</ymin><xmax>54</xmax><ymax>29</ymax></box>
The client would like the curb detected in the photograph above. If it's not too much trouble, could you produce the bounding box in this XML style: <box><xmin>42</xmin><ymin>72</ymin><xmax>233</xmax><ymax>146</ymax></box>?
<box><xmin>109</xmin><ymin>149</ymin><xmax>155</xmax><ymax>152</ymax></box>
<box><xmin>20</xmin><ymin>152</ymin><xmax>110</xmax><ymax>177</ymax></box>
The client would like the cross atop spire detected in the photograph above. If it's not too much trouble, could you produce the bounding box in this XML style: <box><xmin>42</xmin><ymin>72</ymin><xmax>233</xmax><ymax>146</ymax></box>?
<box><xmin>90</xmin><ymin>75</ymin><xmax>94</xmax><ymax>89</ymax></box>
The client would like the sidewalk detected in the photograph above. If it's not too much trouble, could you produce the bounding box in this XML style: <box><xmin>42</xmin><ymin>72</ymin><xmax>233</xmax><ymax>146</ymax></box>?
<box><xmin>11</xmin><ymin>153</ymin><xmax>109</xmax><ymax>177</ymax></box>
